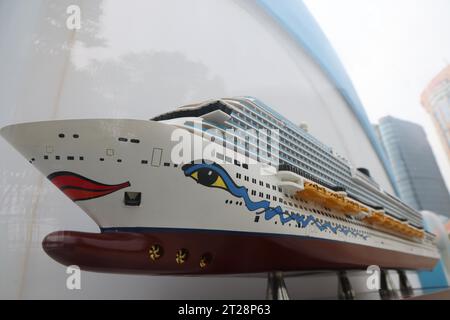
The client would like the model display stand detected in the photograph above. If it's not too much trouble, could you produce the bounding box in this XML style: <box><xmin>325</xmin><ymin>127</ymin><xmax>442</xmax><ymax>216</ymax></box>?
<box><xmin>264</xmin><ymin>269</ymin><xmax>446</xmax><ymax>300</ymax></box>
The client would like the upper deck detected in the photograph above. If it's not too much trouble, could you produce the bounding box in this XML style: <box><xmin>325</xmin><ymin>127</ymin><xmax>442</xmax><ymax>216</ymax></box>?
<box><xmin>152</xmin><ymin>97</ymin><xmax>424</xmax><ymax>228</ymax></box>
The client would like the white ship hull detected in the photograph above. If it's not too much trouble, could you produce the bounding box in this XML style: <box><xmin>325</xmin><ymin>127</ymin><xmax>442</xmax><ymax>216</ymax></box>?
<box><xmin>0</xmin><ymin>119</ymin><xmax>440</xmax><ymax>274</ymax></box>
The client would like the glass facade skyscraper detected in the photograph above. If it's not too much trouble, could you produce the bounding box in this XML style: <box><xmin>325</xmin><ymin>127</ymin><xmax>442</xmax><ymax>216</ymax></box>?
<box><xmin>376</xmin><ymin>116</ymin><xmax>450</xmax><ymax>217</ymax></box>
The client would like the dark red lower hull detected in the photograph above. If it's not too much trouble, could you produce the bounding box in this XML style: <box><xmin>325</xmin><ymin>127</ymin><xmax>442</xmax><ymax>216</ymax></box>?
<box><xmin>42</xmin><ymin>229</ymin><xmax>438</xmax><ymax>275</ymax></box>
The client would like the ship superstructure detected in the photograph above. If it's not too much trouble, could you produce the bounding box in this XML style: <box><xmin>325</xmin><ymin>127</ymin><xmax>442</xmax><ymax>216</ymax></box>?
<box><xmin>158</xmin><ymin>98</ymin><xmax>424</xmax><ymax>227</ymax></box>
<box><xmin>0</xmin><ymin>97</ymin><xmax>439</xmax><ymax>274</ymax></box>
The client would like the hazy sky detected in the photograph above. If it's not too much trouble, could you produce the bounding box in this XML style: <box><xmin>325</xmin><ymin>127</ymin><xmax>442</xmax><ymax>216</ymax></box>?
<box><xmin>304</xmin><ymin>0</ymin><xmax>450</xmax><ymax>188</ymax></box>
<box><xmin>66</xmin><ymin>0</ymin><xmax>450</xmax><ymax>190</ymax></box>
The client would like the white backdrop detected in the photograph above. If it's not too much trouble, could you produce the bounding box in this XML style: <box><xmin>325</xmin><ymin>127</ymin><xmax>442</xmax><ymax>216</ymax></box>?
<box><xmin>0</xmin><ymin>0</ymin><xmax>419</xmax><ymax>299</ymax></box>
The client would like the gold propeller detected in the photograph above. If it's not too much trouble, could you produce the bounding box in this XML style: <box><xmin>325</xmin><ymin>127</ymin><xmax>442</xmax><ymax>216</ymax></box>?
<box><xmin>176</xmin><ymin>249</ymin><xmax>189</xmax><ymax>264</ymax></box>
<box><xmin>199</xmin><ymin>254</ymin><xmax>212</xmax><ymax>268</ymax></box>
<box><xmin>148</xmin><ymin>244</ymin><xmax>162</xmax><ymax>261</ymax></box>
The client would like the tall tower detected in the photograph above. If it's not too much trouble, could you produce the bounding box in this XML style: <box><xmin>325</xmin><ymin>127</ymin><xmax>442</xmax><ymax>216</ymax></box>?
<box><xmin>376</xmin><ymin>116</ymin><xmax>450</xmax><ymax>217</ymax></box>
<box><xmin>421</xmin><ymin>66</ymin><xmax>450</xmax><ymax>163</ymax></box>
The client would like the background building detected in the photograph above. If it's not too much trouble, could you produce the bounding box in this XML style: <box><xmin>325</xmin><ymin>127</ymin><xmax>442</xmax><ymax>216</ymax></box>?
<box><xmin>0</xmin><ymin>0</ymin><xmax>409</xmax><ymax>299</ymax></box>
<box><xmin>421</xmin><ymin>65</ymin><xmax>450</xmax><ymax>164</ymax></box>
<box><xmin>376</xmin><ymin>116</ymin><xmax>450</xmax><ymax>217</ymax></box>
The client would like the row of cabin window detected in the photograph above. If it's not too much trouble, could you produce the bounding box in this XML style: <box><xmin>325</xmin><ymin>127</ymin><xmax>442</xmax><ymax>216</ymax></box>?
<box><xmin>238</xmin><ymin>175</ymin><xmax>368</xmax><ymax>229</ymax></box>
<box><xmin>280</xmin><ymin>145</ymin><xmax>349</xmax><ymax>186</ymax></box>
<box><xmin>314</xmin><ymin>208</ymin><xmax>368</xmax><ymax>229</ymax></box>
<box><xmin>246</xmin><ymin>188</ymin><xmax>310</xmax><ymax>209</ymax></box>
<box><xmin>44</xmin><ymin>155</ymin><xmax>84</xmax><ymax>161</ymax></box>
<box><xmin>280</xmin><ymin>151</ymin><xmax>344</xmax><ymax>188</ymax></box>
<box><xmin>140</xmin><ymin>160</ymin><xmax>177</xmax><ymax>168</ymax></box>
<box><xmin>236</xmin><ymin>173</ymin><xmax>281</xmax><ymax>192</ymax></box>
<box><xmin>43</xmin><ymin>155</ymin><xmax>179</xmax><ymax>168</ymax></box>
<box><xmin>235</xmin><ymin>172</ymin><xmax>309</xmax><ymax>206</ymax></box>
<box><xmin>241</xmin><ymin>117</ymin><xmax>349</xmax><ymax>179</ymax></box>
<box><xmin>235</xmin><ymin>175</ymin><xmax>308</xmax><ymax>205</ymax></box>
<box><xmin>237</xmin><ymin>105</ymin><xmax>350</xmax><ymax>174</ymax></box>
<box><xmin>216</xmin><ymin>153</ymin><xmax>249</xmax><ymax>169</ymax></box>
<box><xmin>58</xmin><ymin>133</ymin><xmax>139</xmax><ymax>144</ymax></box>
<box><xmin>279</xmin><ymin>135</ymin><xmax>349</xmax><ymax>176</ymax></box>
<box><xmin>58</xmin><ymin>133</ymin><xmax>79</xmax><ymax>138</ymax></box>
<box><xmin>118</xmin><ymin>137</ymin><xmax>140</xmax><ymax>143</ymax></box>
<box><xmin>43</xmin><ymin>155</ymin><xmax>133</xmax><ymax>163</ymax></box>
<box><xmin>279</xmin><ymin>206</ymin><xmax>369</xmax><ymax>235</ymax></box>
<box><xmin>249</xmin><ymin>199</ymin><xmax>368</xmax><ymax>235</ymax></box>
<box><xmin>292</xmin><ymin>212</ymin><xmax>369</xmax><ymax>235</ymax></box>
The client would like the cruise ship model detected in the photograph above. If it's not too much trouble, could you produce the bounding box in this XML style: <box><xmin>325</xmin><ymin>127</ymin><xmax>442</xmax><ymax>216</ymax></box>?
<box><xmin>1</xmin><ymin>97</ymin><xmax>440</xmax><ymax>275</ymax></box>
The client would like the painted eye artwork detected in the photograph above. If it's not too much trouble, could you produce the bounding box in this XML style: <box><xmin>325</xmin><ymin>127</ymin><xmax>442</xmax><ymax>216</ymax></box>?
<box><xmin>189</xmin><ymin>167</ymin><xmax>228</xmax><ymax>190</ymax></box>
<box><xmin>182</xmin><ymin>162</ymin><xmax>237</xmax><ymax>193</ymax></box>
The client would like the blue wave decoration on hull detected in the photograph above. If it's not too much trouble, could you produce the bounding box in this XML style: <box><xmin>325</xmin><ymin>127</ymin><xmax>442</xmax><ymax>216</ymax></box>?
<box><xmin>182</xmin><ymin>162</ymin><xmax>368</xmax><ymax>240</ymax></box>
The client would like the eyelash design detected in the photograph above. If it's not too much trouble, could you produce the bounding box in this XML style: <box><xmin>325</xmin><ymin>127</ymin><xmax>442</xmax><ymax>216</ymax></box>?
<box><xmin>182</xmin><ymin>161</ymin><xmax>368</xmax><ymax>240</ymax></box>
